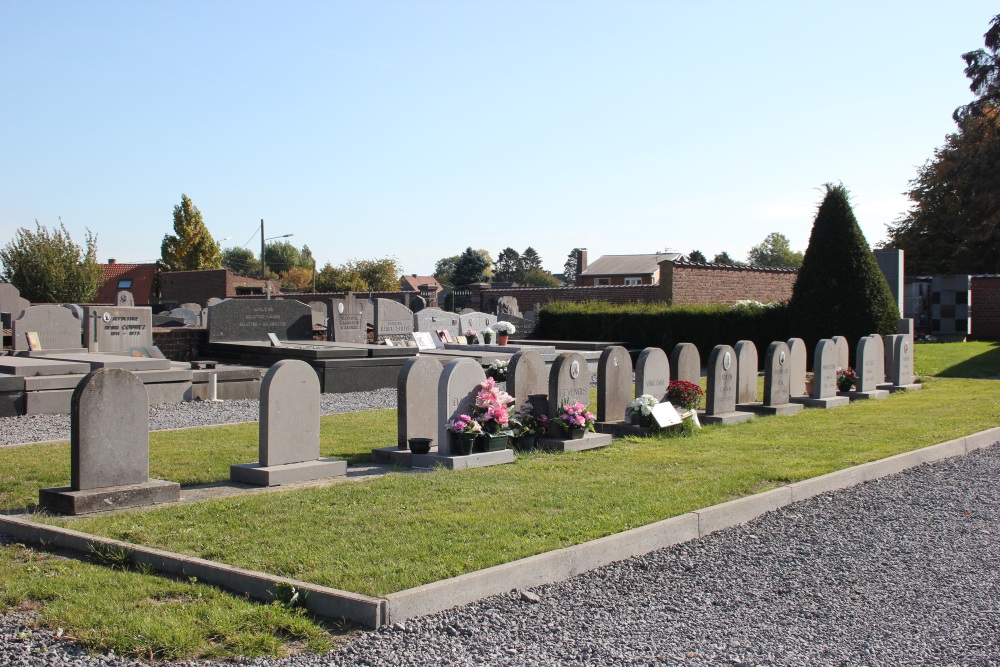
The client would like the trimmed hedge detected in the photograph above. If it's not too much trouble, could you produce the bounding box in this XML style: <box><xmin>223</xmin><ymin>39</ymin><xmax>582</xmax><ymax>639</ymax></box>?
<box><xmin>536</xmin><ymin>301</ymin><xmax>792</xmax><ymax>366</ymax></box>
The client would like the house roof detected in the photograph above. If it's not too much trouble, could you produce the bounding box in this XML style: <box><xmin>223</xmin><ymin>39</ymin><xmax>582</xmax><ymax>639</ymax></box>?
<box><xmin>95</xmin><ymin>263</ymin><xmax>157</xmax><ymax>305</ymax></box>
<box><xmin>400</xmin><ymin>275</ymin><xmax>443</xmax><ymax>292</ymax></box>
<box><xmin>579</xmin><ymin>253</ymin><xmax>683</xmax><ymax>277</ymax></box>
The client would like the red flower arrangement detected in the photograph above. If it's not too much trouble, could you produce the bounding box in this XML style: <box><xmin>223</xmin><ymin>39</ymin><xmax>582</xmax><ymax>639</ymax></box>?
<box><xmin>667</xmin><ymin>380</ymin><xmax>703</xmax><ymax>410</ymax></box>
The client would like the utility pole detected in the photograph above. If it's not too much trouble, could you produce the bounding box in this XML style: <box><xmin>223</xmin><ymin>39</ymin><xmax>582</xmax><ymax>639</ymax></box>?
<box><xmin>260</xmin><ymin>219</ymin><xmax>266</xmax><ymax>280</ymax></box>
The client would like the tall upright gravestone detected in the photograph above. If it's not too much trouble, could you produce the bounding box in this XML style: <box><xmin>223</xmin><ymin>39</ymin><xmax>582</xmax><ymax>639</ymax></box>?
<box><xmin>702</xmin><ymin>345</ymin><xmax>753</xmax><ymax>425</ymax></box>
<box><xmin>538</xmin><ymin>352</ymin><xmax>612</xmax><ymax>451</ymax></box>
<box><xmin>793</xmin><ymin>339</ymin><xmax>849</xmax><ymax>408</ymax></box>
<box><xmin>373</xmin><ymin>299</ymin><xmax>414</xmax><ymax>341</ymax></box>
<box><xmin>329</xmin><ymin>294</ymin><xmax>368</xmax><ymax>344</ymax></box>
<box><xmin>231</xmin><ymin>359</ymin><xmax>346</xmax><ymax>485</ymax></box>
<box><xmin>890</xmin><ymin>334</ymin><xmax>920</xmax><ymax>391</ymax></box>
<box><xmin>396</xmin><ymin>356</ymin><xmax>443</xmax><ymax>449</ymax></box>
<box><xmin>436</xmin><ymin>358</ymin><xmax>487</xmax><ymax>457</ymax></box>
<box><xmin>741</xmin><ymin>341</ymin><xmax>802</xmax><ymax>416</ymax></box>
<box><xmin>831</xmin><ymin>336</ymin><xmax>850</xmax><ymax>370</ymax></box>
<box><xmin>734</xmin><ymin>340</ymin><xmax>758</xmax><ymax>405</ymax></box>
<box><xmin>786</xmin><ymin>338</ymin><xmax>808</xmax><ymax>398</ymax></box>
<box><xmin>596</xmin><ymin>346</ymin><xmax>632</xmax><ymax>423</ymax></box>
<box><xmin>38</xmin><ymin>369</ymin><xmax>179</xmax><ymax>514</ymax></box>
<box><xmin>842</xmin><ymin>336</ymin><xmax>889</xmax><ymax>400</ymax></box>
<box><xmin>507</xmin><ymin>349</ymin><xmax>548</xmax><ymax>404</ymax></box>
<box><xmin>866</xmin><ymin>334</ymin><xmax>886</xmax><ymax>385</ymax></box>
<box><xmin>670</xmin><ymin>343</ymin><xmax>700</xmax><ymax>385</ymax></box>
<box><xmin>82</xmin><ymin>306</ymin><xmax>153</xmax><ymax>353</ymax></box>
<box><xmin>414</xmin><ymin>308</ymin><xmax>460</xmax><ymax>337</ymax></box>
<box><xmin>635</xmin><ymin>347</ymin><xmax>670</xmax><ymax>401</ymax></box>
<box><xmin>208</xmin><ymin>299</ymin><xmax>312</xmax><ymax>343</ymax></box>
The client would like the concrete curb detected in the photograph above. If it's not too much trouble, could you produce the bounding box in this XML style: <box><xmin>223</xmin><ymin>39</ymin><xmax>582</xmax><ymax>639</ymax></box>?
<box><xmin>2</xmin><ymin>426</ymin><xmax>997</xmax><ymax>629</ymax></box>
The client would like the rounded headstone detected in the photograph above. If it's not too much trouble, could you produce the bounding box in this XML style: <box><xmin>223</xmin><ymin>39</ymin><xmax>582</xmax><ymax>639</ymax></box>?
<box><xmin>508</xmin><ymin>349</ymin><xmax>548</xmax><ymax>404</ymax></box>
<box><xmin>855</xmin><ymin>336</ymin><xmax>879</xmax><ymax>392</ymax></box>
<box><xmin>867</xmin><ymin>334</ymin><xmax>886</xmax><ymax>384</ymax></box>
<box><xmin>812</xmin><ymin>339</ymin><xmax>838</xmax><ymax>399</ymax></box>
<box><xmin>734</xmin><ymin>340</ymin><xmax>758</xmax><ymax>404</ymax></box>
<box><xmin>763</xmin><ymin>341</ymin><xmax>791</xmax><ymax>407</ymax></box>
<box><xmin>259</xmin><ymin>359</ymin><xmax>321</xmax><ymax>467</ymax></box>
<box><xmin>597</xmin><ymin>346</ymin><xmax>632</xmax><ymax>422</ymax></box>
<box><xmin>437</xmin><ymin>358</ymin><xmax>487</xmax><ymax>456</ymax></box>
<box><xmin>397</xmin><ymin>356</ymin><xmax>443</xmax><ymax>448</ymax></box>
<box><xmin>786</xmin><ymin>338</ymin><xmax>808</xmax><ymax>397</ymax></box>
<box><xmin>670</xmin><ymin>343</ymin><xmax>700</xmax><ymax>385</ymax></box>
<box><xmin>706</xmin><ymin>345</ymin><xmax>737</xmax><ymax>416</ymax></box>
<box><xmin>549</xmin><ymin>352</ymin><xmax>590</xmax><ymax>419</ymax></box>
<box><xmin>635</xmin><ymin>347</ymin><xmax>670</xmax><ymax>401</ymax></box>
<box><xmin>831</xmin><ymin>336</ymin><xmax>850</xmax><ymax>369</ymax></box>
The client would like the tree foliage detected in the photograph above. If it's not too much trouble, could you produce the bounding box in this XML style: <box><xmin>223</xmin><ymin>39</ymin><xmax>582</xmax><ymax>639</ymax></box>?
<box><xmin>159</xmin><ymin>194</ymin><xmax>222</xmax><ymax>271</ymax></box>
<box><xmin>563</xmin><ymin>249</ymin><xmax>580</xmax><ymax>285</ymax></box>
<box><xmin>521</xmin><ymin>267</ymin><xmax>561</xmax><ymax>287</ymax></box>
<box><xmin>747</xmin><ymin>232</ymin><xmax>803</xmax><ymax>268</ymax></box>
<box><xmin>712</xmin><ymin>251</ymin><xmax>743</xmax><ymax>265</ymax></box>
<box><xmin>263</xmin><ymin>241</ymin><xmax>302</xmax><ymax>276</ymax></box>
<box><xmin>0</xmin><ymin>220</ymin><xmax>102</xmax><ymax>303</ymax></box>
<box><xmin>520</xmin><ymin>247</ymin><xmax>543</xmax><ymax>272</ymax></box>
<box><xmin>280</xmin><ymin>266</ymin><xmax>314</xmax><ymax>291</ymax></box>
<box><xmin>346</xmin><ymin>257</ymin><xmax>401</xmax><ymax>291</ymax></box>
<box><xmin>883</xmin><ymin>14</ymin><xmax>1000</xmax><ymax>274</ymax></box>
<box><xmin>315</xmin><ymin>263</ymin><xmax>367</xmax><ymax>292</ymax></box>
<box><xmin>493</xmin><ymin>247</ymin><xmax>521</xmax><ymax>283</ymax></box>
<box><xmin>789</xmin><ymin>184</ymin><xmax>898</xmax><ymax>346</ymax></box>
<box><xmin>433</xmin><ymin>255</ymin><xmax>460</xmax><ymax>287</ymax></box>
<box><xmin>687</xmin><ymin>249</ymin><xmax>707</xmax><ymax>263</ymax></box>
<box><xmin>220</xmin><ymin>247</ymin><xmax>261</xmax><ymax>277</ymax></box>
<box><xmin>452</xmin><ymin>247</ymin><xmax>492</xmax><ymax>286</ymax></box>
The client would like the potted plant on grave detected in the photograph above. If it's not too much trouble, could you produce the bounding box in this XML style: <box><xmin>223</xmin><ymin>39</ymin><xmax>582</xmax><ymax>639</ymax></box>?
<box><xmin>465</xmin><ymin>328</ymin><xmax>478</xmax><ymax>344</ymax></box>
<box><xmin>493</xmin><ymin>321</ymin><xmax>516</xmax><ymax>346</ymax></box>
<box><xmin>486</xmin><ymin>358</ymin><xmax>509</xmax><ymax>382</ymax></box>
<box><xmin>471</xmin><ymin>377</ymin><xmax>515</xmax><ymax>452</ymax></box>
<box><xmin>510</xmin><ymin>403</ymin><xmax>548</xmax><ymax>449</ymax></box>
<box><xmin>626</xmin><ymin>394</ymin><xmax>658</xmax><ymax>427</ymax></box>
<box><xmin>447</xmin><ymin>414</ymin><xmax>482</xmax><ymax>456</ymax></box>
<box><xmin>666</xmin><ymin>380</ymin><xmax>703</xmax><ymax>412</ymax></box>
<box><xmin>552</xmin><ymin>401</ymin><xmax>596</xmax><ymax>440</ymax></box>
<box><xmin>837</xmin><ymin>367</ymin><xmax>858</xmax><ymax>392</ymax></box>
<box><xmin>481</xmin><ymin>328</ymin><xmax>494</xmax><ymax>345</ymax></box>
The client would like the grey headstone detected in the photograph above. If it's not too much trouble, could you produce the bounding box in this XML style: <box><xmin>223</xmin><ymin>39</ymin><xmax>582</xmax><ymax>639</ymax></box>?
<box><xmin>0</xmin><ymin>283</ymin><xmax>29</xmax><ymax>322</ymax></box>
<box><xmin>884</xmin><ymin>334</ymin><xmax>901</xmax><ymax>385</ymax></box>
<box><xmin>734</xmin><ymin>340</ymin><xmax>758</xmax><ymax>404</ymax></box>
<box><xmin>167</xmin><ymin>308</ymin><xmax>198</xmax><ymax>326</ymax></box>
<box><xmin>259</xmin><ymin>359</ymin><xmax>320</xmax><ymax>467</ymax></box>
<box><xmin>763</xmin><ymin>341</ymin><xmax>791</xmax><ymax>407</ymax></box>
<box><xmin>398</xmin><ymin>356</ymin><xmax>443</xmax><ymax>448</ymax></box>
<box><xmin>151</xmin><ymin>314</ymin><xmax>187</xmax><ymax>328</ymax></box>
<box><xmin>206</xmin><ymin>297</ymin><xmax>224</xmax><ymax>306</ymax></box>
<box><xmin>496</xmin><ymin>296</ymin><xmax>521</xmax><ymax>317</ymax></box>
<box><xmin>894</xmin><ymin>335</ymin><xmax>916</xmax><ymax>386</ymax></box>
<box><xmin>812</xmin><ymin>339</ymin><xmax>838</xmax><ymax>399</ymax></box>
<box><xmin>831</xmin><ymin>336</ymin><xmax>849</xmax><ymax>369</ymax></box>
<box><xmin>308</xmin><ymin>301</ymin><xmax>327</xmax><ymax>329</ymax></box>
<box><xmin>635</xmin><ymin>347</ymin><xmax>670</xmax><ymax>401</ymax></box>
<box><xmin>597</xmin><ymin>346</ymin><xmax>632</xmax><ymax>422</ymax></box>
<box><xmin>898</xmin><ymin>318</ymin><xmax>914</xmax><ymax>335</ymax></box>
<box><xmin>508</xmin><ymin>349</ymin><xmax>548</xmax><ymax>404</ymax></box>
<box><xmin>414</xmin><ymin>308</ymin><xmax>460</xmax><ymax>336</ymax></box>
<box><xmin>62</xmin><ymin>303</ymin><xmax>84</xmax><ymax>320</ymax></box>
<box><xmin>328</xmin><ymin>294</ymin><xmax>368</xmax><ymax>343</ymax></box>
<box><xmin>408</xmin><ymin>294</ymin><xmax>427</xmax><ymax>312</ymax></box>
<box><xmin>458</xmin><ymin>312</ymin><xmax>495</xmax><ymax>338</ymax></box>
<box><xmin>867</xmin><ymin>334</ymin><xmax>886</xmax><ymax>384</ymax></box>
<box><xmin>705</xmin><ymin>345</ymin><xmax>738</xmax><ymax>416</ymax></box>
<box><xmin>208</xmin><ymin>299</ymin><xmax>313</xmax><ymax>343</ymax></box>
<box><xmin>82</xmin><ymin>306</ymin><xmax>154</xmax><ymax>353</ymax></box>
<box><xmin>498</xmin><ymin>313</ymin><xmax>535</xmax><ymax>338</ymax></box>
<box><xmin>71</xmin><ymin>368</ymin><xmax>149</xmax><ymax>490</ymax></box>
<box><xmin>437</xmin><ymin>358</ymin><xmax>487</xmax><ymax>456</ymax></box>
<box><xmin>549</xmin><ymin>352</ymin><xmax>591</xmax><ymax>427</ymax></box>
<box><xmin>180</xmin><ymin>303</ymin><xmax>202</xmax><ymax>315</ymax></box>
<box><xmin>670</xmin><ymin>343</ymin><xmax>700</xmax><ymax>385</ymax></box>
<box><xmin>12</xmin><ymin>305</ymin><xmax>83</xmax><ymax>351</ymax></box>
<box><xmin>855</xmin><ymin>336</ymin><xmax>880</xmax><ymax>392</ymax></box>
<box><xmin>374</xmin><ymin>299</ymin><xmax>414</xmax><ymax>339</ymax></box>
<box><xmin>786</xmin><ymin>338</ymin><xmax>808</xmax><ymax>397</ymax></box>
<box><xmin>874</xmin><ymin>248</ymin><xmax>904</xmax><ymax>317</ymax></box>
<box><xmin>116</xmin><ymin>290</ymin><xmax>135</xmax><ymax>307</ymax></box>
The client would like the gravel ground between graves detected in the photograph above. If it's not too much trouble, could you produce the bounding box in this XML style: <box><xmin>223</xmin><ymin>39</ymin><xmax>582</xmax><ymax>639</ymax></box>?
<box><xmin>2</xmin><ymin>442</ymin><xmax>998</xmax><ymax>665</ymax></box>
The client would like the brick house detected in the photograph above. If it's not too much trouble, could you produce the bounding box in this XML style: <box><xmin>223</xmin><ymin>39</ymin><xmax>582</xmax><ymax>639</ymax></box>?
<box><xmin>399</xmin><ymin>274</ymin><xmax>443</xmax><ymax>306</ymax></box>
<box><xmin>575</xmin><ymin>249</ymin><xmax>683</xmax><ymax>286</ymax></box>
<box><xmin>96</xmin><ymin>261</ymin><xmax>158</xmax><ymax>305</ymax></box>
<box><xmin>160</xmin><ymin>269</ymin><xmax>275</xmax><ymax>308</ymax></box>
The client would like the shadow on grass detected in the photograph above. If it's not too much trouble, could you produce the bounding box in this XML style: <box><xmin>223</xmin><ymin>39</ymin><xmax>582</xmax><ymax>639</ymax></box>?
<box><xmin>925</xmin><ymin>341</ymin><xmax>1000</xmax><ymax>378</ymax></box>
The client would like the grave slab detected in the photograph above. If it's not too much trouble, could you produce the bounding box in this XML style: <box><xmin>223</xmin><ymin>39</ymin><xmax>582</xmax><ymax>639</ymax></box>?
<box><xmin>411</xmin><ymin>448</ymin><xmax>514</xmax><ymax>470</ymax></box>
<box><xmin>40</xmin><ymin>352</ymin><xmax>171</xmax><ymax>371</ymax></box>
<box><xmin>230</xmin><ymin>459</ymin><xmax>347</xmax><ymax>486</ymax></box>
<box><xmin>208</xmin><ymin>299</ymin><xmax>313</xmax><ymax>343</ymax></box>
<box><xmin>38</xmin><ymin>479</ymin><xmax>180</xmax><ymax>515</ymax></box>
<box><xmin>534</xmin><ymin>431</ymin><xmax>613</xmax><ymax>452</ymax></box>
<box><xmin>841</xmin><ymin>388</ymin><xmax>890</xmax><ymax>401</ymax></box>
<box><xmin>0</xmin><ymin>357</ymin><xmax>90</xmax><ymax>377</ymax></box>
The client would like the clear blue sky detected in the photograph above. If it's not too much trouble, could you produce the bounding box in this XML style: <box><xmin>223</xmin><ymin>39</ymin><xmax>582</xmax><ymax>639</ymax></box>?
<box><xmin>1</xmin><ymin>1</ymin><xmax>995</xmax><ymax>276</ymax></box>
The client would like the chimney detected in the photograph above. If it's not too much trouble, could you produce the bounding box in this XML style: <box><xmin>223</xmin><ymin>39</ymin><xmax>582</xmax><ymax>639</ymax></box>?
<box><xmin>108</xmin><ymin>258</ymin><xmax>116</xmax><ymax>265</ymax></box>
<box><xmin>412</xmin><ymin>273</ymin><xmax>417</xmax><ymax>277</ymax></box>
<box><xmin>575</xmin><ymin>248</ymin><xmax>587</xmax><ymax>285</ymax></box>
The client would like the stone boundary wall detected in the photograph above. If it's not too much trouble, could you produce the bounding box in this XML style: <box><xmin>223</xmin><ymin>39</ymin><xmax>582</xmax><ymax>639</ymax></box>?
<box><xmin>660</xmin><ymin>261</ymin><xmax>798</xmax><ymax>306</ymax></box>
<box><xmin>971</xmin><ymin>276</ymin><xmax>1000</xmax><ymax>340</ymax></box>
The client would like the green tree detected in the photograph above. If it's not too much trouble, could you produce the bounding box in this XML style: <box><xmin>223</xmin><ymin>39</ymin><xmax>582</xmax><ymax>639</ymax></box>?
<box><xmin>280</xmin><ymin>266</ymin><xmax>314</xmax><ymax>292</ymax></box>
<box><xmin>220</xmin><ymin>247</ymin><xmax>261</xmax><ymax>276</ymax></box>
<box><xmin>520</xmin><ymin>247</ymin><xmax>543</xmax><ymax>273</ymax></box>
<box><xmin>263</xmin><ymin>241</ymin><xmax>301</xmax><ymax>276</ymax></box>
<box><xmin>433</xmin><ymin>255</ymin><xmax>461</xmax><ymax>286</ymax></box>
<box><xmin>712</xmin><ymin>251</ymin><xmax>743</xmax><ymax>265</ymax></box>
<box><xmin>563</xmin><ymin>249</ymin><xmax>580</xmax><ymax>285</ymax></box>
<box><xmin>493</xmin><ymin>247</ymin><xmax>522</xmax><ymax>283</ymax></box>
<box><xmin>789</xmin><ymin>184</ymin><xmax>898</xmax><ymax>346</ymax></box>
<box><xmin>687</xmin><ymin>249</ymin><xmax>707</xmax><ymax>262</ymax></box>
<box><xmin>747</xmin><ymin>232</ymin><xmax>804</xmax><ymax>268</ymax></box>
<box><xmin>159</xmin><ymin>194</ymin><xmax>222</xmax><ymax>271</ymax></box>
<box><xmin>521</xmin><ymin>267</ymin><xmax>561</xmax><ymax>287</ymax></box>
<box><xmin>954</xmin><ymin>13</ymin><xmax>1000</xmax><ymax>123</ymax></box>
<box><xmin>346</xmin><ymin>257</ymin><xmax>402</xmax><ymax>291</ymax></box>
<box><xmin>315</xmin><ymin>263</ymin><xmax>367</xmax><ymax>292</ymax></box>
<box><xmin>451</xmin><ymin>247</ymin><xmax>492</xmax><ymax>286</ymax></box>
<box><xmin>0</xmin><ymin>220</ymin><xmax>102</xmax><ymax>303</ymax></box>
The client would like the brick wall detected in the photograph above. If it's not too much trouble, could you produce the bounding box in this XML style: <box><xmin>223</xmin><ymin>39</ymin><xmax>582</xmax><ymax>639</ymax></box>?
<box><xmin>660</xmin><ymin>261</ymin><xmax>797</xmax><ymax>306</ymax></box>
<box><xmin>153</xmin><ymin>327</ymin><xmax>207</xmax><ymax>361</ymax></box>
<box><xmin>971</xmin><ymin>276</ymin><xmax>1000</xmax><ymax>339</ymax></box>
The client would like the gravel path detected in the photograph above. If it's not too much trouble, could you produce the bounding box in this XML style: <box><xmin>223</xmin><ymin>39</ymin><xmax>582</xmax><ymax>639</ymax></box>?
<box><xmin>2</xmin><ymin>442</ymin><xmax>997</xmax><ymax>665</ymax></box>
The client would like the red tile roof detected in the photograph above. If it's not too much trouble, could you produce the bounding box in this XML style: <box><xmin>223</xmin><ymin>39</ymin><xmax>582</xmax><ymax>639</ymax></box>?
<box><xmin>400</xmin><ymin>275</ymin><xmax>443</xmax><ymax>293</ymax></box>
<box><xmin>95</xmin><ymin>263</ymin><xmax>158</xmax><ymax>305</ymax></box>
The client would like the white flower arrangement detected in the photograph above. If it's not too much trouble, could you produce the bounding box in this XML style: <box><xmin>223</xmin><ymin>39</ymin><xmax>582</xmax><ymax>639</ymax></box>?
<box><xmin>489</xmin><ymin>359</ymin><xmax>509</xmax><ymax>374</ymax></box>
<box><xmin>493</xmin><ymin>321</ymin><xmax>516</xmax><ymax>335</ymax></box>
<box><xmin>626</xmin><ymin>394</ymin><xmax>657</xmax><ymax>417</ymax></box>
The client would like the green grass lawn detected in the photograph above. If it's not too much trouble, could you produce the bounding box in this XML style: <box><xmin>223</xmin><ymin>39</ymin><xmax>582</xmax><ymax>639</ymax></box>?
<box><xmin>1</xmin><ymin>341</ymin><xmax>998</xmax><ymax>660</ymax></box>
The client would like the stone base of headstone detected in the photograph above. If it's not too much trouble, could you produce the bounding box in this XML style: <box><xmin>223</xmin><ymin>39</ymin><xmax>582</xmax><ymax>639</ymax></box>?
<box><xmin>230</xmin><ymin>458</ymin><xmax>347</xmax><ymax>486</ymax></box>
<box><xmin>38</xmin><ymin>479</ymin><xmax>180</xmax><ymax>515</ymax></box>
<box><xmin>371</xmin><ymin>445</ymin><xmax>438</xmax><ymax>467</ymax></box>
<box><xmin>736</xmin><ymin>402</ymin><xmax>804</xmax><ymax>416</ymax></box>
<box><xmin>841</xmin><ymin>389</ymin><xmax>890</xmax><ymax>401</ymax></box>
<box><xmin>789</xmin><ymin>395</ymin><xmax>851</xmax><ymax>409</ymax></box>
<box><xmin>593</xmin><ymin>421</ymin><xmax>654</xmax><ymax>437</ymax></box>
<box><xmin>410</xmin><ymin>449</ymin><xmax>514</xmax><ymax>470</ymax></box>
<box><xmin>535</xmin><ymin>431</ymin><xmax>613</xmax><ymax>452</ymax></box>
<box><xmin>889</xmin><ymin>382</ymin><xmax>923</xmax><ymax>393</ymax></box>
<box><xmin>699</xmin><ymin>410</ymin><xmax>755</xmax><ymax>425</ymax></box>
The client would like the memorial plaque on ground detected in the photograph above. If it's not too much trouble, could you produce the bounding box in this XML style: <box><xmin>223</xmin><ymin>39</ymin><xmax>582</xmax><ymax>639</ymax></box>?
<box><xmin>507</xmin><ymin>349</ymin><xmax>548</xmax><ymax>404</ymax></box>
<box><xmin>208</xmin><ymin>299</ymin><xmax>312</xmax><ymax>343</ymax></box>
<box><xmin>786</xmin><ymin>338</ymin><xmax>808</xmax><ymax>397</ymax></box>
<box><xmin>12</xmin><ymin>305</ymin><xmax>83</xmax><ymax>351</ymax></box>
<box><xmin>635</xmin><ymin>347</ymin><xmax>669</xmax><ymax>401</ymax></box>
<box><xmin>734</xmin><ymin>340</ymin><xmax>758</xmax><ymax>404</ymax></box>
<box><xmin>670</xmin><ymin>343</ymin><xmax>700</xmax><ymax>385</ymax></box>
<box><xmin>414</xmin><ymin>308</ymin><xmax>460</xmax><ymax>337</ymax></box>
<box><xmin>329</xmin><ymin>294</ymin><xmax>368</xmax><ymax>344</ymax></box>
<box><xmin>83</xmin><ymin>306</ymin><xmax>153</xmax><ymax>353</ymax></box>
<box><xmin>458</xmin><ymin>312</ymin><xmax>495</xmax><ymax>337</ymax></box>
<box><xmin>597</xmin><ymin>346</ymin><xmax>632</xmax><ymax>422</ymax></box>
<box><xmin>374</xmin><ymin>299</ymin><xmax>414</xmax><ymax>340</ymax></box>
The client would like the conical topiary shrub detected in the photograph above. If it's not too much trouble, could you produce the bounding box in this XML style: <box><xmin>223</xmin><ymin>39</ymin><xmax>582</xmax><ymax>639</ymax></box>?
<box><xmin>789</xmin><ymin>184</ymin><xmax>899</xmax><ymax>351</ymax></box>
